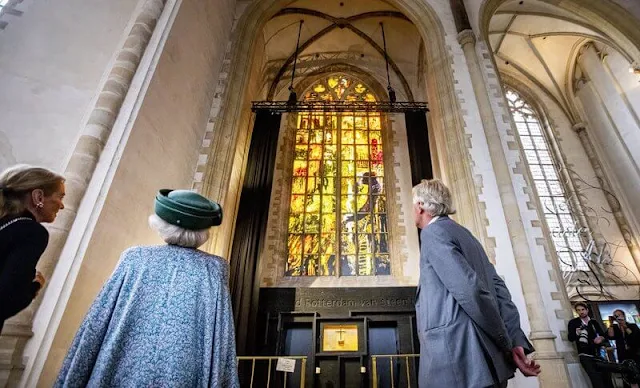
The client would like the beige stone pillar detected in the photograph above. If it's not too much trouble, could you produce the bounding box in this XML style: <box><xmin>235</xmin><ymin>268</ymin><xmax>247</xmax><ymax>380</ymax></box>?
<box><xmin>458</xmin><ymin>29</ymin><xmax>570</xmax><ymax>387</ymax></box>
<box><xmin>0</xmin><ymin>1</ymin><xmax>167</xmax><ymax>385</ymax></box>
<box><xmin>572</xmin><ymin>122</ymin><xmax>640</xmax><ymax>270</ymax></box>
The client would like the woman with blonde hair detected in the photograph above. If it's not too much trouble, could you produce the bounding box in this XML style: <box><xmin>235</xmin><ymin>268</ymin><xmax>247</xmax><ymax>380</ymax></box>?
<box><xmin>56</xmin><ymin>189</ymin><xmax>239</xmax><ymax>387</ymax></box>
<box><xmin>0</xmin><ymin>164</ymin><xmax>65</xmax><ymax>333</ymax></box>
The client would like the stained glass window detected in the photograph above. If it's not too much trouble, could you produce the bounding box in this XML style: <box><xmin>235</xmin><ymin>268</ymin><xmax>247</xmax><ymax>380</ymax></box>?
<box><xmin>286</xmin><ymin>75</ymin><xmax>389</xmax><ymax>277</ymax></box>
<box><xmin>506</xmin><ymin>88</ymin><xmax>586</xmax><ymax>272</ymax></box>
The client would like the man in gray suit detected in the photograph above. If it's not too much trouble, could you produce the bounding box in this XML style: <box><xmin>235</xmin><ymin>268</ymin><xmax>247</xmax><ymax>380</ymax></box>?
<box><xmin>413</xmin><ymin>179</ymin><xmax>540</xmax><ymax>387</ymax></box>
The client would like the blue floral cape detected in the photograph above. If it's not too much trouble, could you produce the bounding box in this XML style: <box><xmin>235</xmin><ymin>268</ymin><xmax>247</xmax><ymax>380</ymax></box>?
<box><xmin>55</xmin><ymin>245</ymin><xmax>239</xmax><ymax>387</ymax></box>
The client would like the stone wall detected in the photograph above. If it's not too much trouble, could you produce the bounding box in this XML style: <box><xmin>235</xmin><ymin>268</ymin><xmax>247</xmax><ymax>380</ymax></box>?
<box><xmin>0</xmin><ymin>0</ymin><xmax>143</xmax><ymax>172</ymax></box>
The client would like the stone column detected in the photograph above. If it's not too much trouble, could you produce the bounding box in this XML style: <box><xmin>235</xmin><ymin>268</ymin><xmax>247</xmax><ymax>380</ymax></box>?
<box><xmin>0</xmin><ymin>1</ymin><xmax>167</xmax><ymax>385</ymax></box>
<box><xmin>458</xmin><ymin>29</ymin><xmax>570</xmax><ymax>387</ymax></box>
<box><xmin>572</xmin><ymin>122</ymin><xmax>640</xmax><ymax>271</ymax></box>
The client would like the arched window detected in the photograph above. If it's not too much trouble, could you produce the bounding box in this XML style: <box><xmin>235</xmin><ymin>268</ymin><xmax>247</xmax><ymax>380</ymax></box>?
<box><xmin>286</xmin><ymin>74</ymin><xmax>389</xmax><ymax>277</ymax></box>
<box><xmin>505</xmin><ymin>88</ymin><xmax>586</xmax><ymax>272</ymax></box>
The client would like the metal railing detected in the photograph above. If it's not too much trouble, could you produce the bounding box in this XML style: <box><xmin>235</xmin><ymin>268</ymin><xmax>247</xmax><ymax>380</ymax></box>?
<box><xmin>237</xmin><ymin>356</ymin><xmax>307</xmax><ymax>388</ymax></box>
<box><xmin>371</xmin><ymin>354</ymin><xmax>419</xmax><ymax>388</ymax></box>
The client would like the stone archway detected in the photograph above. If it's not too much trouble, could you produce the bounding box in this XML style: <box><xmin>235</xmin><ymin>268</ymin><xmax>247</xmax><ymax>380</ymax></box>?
<box><xmin>201</xmin><ymin>0</ymin><xmax>487</xmax><ymax>261</ymax></box>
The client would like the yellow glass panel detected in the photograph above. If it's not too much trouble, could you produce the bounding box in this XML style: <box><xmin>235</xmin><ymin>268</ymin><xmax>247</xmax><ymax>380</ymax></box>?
<box><xmin>322</xmin><ymin>160</ymin><xmax>336</xmax><ymax>176</ymax></box>
<box><xmin>356</xmin><ymin>145</ymin><xmax>369</xmax><ymax>160</ymax></box>
<box><xmin>358</xmin><ymin>255</ymin><xmax>373</xmax><ymax>276</ymax></box>
<box><xmin>290</xmin><ymin>194</ymin><xmax>305</xmax><ymax>211</ymax></box>
<box><xmin>322</xmin><ymin>214</ymin><xmax>336</xmax><ymax>233</ymax></box>
<box><xmin>322</xmin><ymin>324</ymin><xmax>358</xmax><ymax>352</ymax></box>
<box><xmin>321</xmin><ymin>234</ymin><xmax>336</xmax><ymax>254</ymax></box>
<box><xmin>368</xmin><ymin>117</ymin><xmax>381</xmax><ymax>130</ymax></box>
<box><xmin>355</xmin><ymin>116</ymin><xmax>366</xmax><ymax>129</ymax></box>
<box><xmin>293</xmin><ymin>161</ymin><xmax>307</xmax><ymax>177</ymax></box>
<box><xmin>341</xmin><ymin>130</ymin><xmax>354</xmax><ymax>144</ymax></box>
<box><xmin>309</xmin><ymin>145</ymin><xmax>322</xmax><ymax>160</ymax></box>
<box><xmin>341</xmin><ymin>145</ymin><xmax>355</xmax><ymax>160</ymax></box>
<box><xmin>341</xmin><ymin>161</ymin><xmax>355</xmax><ymax>176</ymax></box>
<box><xmin>324</xmin><ymin>130</ymin><xmax>336</xmax><ymax>144</ymax></box>
<box><xmin>308</xmin><ymin>161</ymin><xmax>320</xmax><ymax>176</ymax></box>
<box><xmin>304</xmin><ymin>234</ymin><xmax>319</xmax><ymax>254</ymax></box>
<box><xmin>341</xmin><ymin>234</ymin><xmax>356</xmax><ymax>254</ymax></box>
<box><xmin>303</xmin><ymin>255</ymin><xmax>318</xmax><ymax>275</ymax></box>
<box><xmin>321</xmin><ymin>178</ymin><xmax>336</xmax><ymax>195</ymax></box>
<box><xmin>355</xmin><ymin>130</ymin><xmax>368</xmax><ymax>144</ymax></box>
<box><xmin>320</xmin><ymin>93</ymin><xmax>333</xmax><ymax>101</ymax></box>
<box><xmin>296</xmin><ymin>130</ymin><xmax>309</xmax><ymax>145</ymax></box>
<box><xmin>306</xmin><ymin>177</ymin><xmax>318</xmax><ymax>194</ymax></box>
<box><xmin>320</xmin><ymin>255</ymin><xmax>336</xmax><ymax>276</ymax></box>
<box><xmin>312</xmin><ymin>116</ymin><xmax>324</xmax><ymax>128</ymax></box>
<box><xmin>341</xmin><ymin>178</ymin><xmax>356</xmax><ymax>194</ymax></box>
<box><xmin>321</xmin><ymin>195</ymin><xmax>336</xmax><ymax>213</ymax></box>
<box><xmin>354</xmin><ymin>84</ymin><xmax>366</xmax><ymax>94</ymax></box>
<box><xmin>365</xmin><ymin>93</ymin><xmax>376</xmax><ymax>102</ymax></box>
<box><xmin>341</xmin><ymin>195</ymin><xmax>356</xmax><ymax>213</ymax></box>
<box><xmin>288</xmin><ymin>215</ymin><xmax>303</xmax><ymax>234</ymax></box>
<box><xmin>306</xmin><ymin>195</ymin><xmax>320</xmax><ymax>213</ymax></box>
<box><xmin>286</xmin><ymin>256</ymin><xmax>301</xmax><ymax>276</ymax></box>
<box><xmin>356</xmin><ymin>194</ymin><xmax>369</xmax><ymax>211</ymax></box>
<box><xmin>313</xmin><ymin>84</ymin><xmax>326</xmax><ymax>93</ymax></box>
<box><xmin>291</xmin><ymin>177</ymin><xmax>306</xmax><ymax>194</ymax></box>
<box><xmin>305</xmin><ymin>214</ymin><xmax>320</xmax><ymax>233</ymax></box>
<box><xmin>310</xmin><ymin>129</ymin><xmax>323</xmax><ymax>144</ymax></box>
<box><xmin>369</xmin><ymin>131</ymin><xmax>382</xmax><ymax>144</ymax></box>
<box><xmin>328</xmin><ymin>77</ymin><xmax>339</xmax><ymax>89</ymax></box>
<box><xmin>355</xmin><ymin>161</ymin><xmax>370</xmax><ymax>176</ymax></box>
<box><xmin>288</xmin><ymin>235</ymin><xmax>303</xmax><ymax>255</ymax></box>
<box><xmin>294</xmin><ymin>145</ymin><xmax>307</xmax><ymax>160</ymax></box>
<box><xmin>341</xmin><ymin>116</ymin><xmax>354</xmax><ymax>129</ymax></box>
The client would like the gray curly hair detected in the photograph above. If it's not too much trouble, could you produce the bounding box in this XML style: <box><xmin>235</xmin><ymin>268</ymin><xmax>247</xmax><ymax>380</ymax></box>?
<box><xmin>412</xmin><ymin>179</ymin><xmax>456</xmax><ymax>217</ymax></box>
<box><xmin>148</xmin><ymin>214</ymin><xmax>210</xmax><ymax>248</ymax></box>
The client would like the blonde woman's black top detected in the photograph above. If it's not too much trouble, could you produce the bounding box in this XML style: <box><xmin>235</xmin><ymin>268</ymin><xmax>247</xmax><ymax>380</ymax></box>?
<box><xmin>0</xmin><ymin>211</ymin><xmax>48</xmax><ymax>333</ymax></box>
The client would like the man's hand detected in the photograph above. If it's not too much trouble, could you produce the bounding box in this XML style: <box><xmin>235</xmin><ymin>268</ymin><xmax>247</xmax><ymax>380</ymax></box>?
<box><xmin>594</xmin><ymin>336</ymin><xmax>604</xmax><ymax>345</ymax></box>
<box><xmin>512</xmin><ymin>346</ymin><xmax>541</xmax><ymax>377</ymax></box>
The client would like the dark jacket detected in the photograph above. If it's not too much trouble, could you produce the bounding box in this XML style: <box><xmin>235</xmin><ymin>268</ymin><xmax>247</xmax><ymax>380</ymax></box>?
<box><xmin>607</xmin><ymin>322</ymin><xmax>640</xmax><ymax>361</ymax></box>
<box><xmin>0</xmin><ymin>211</ymin><xmax>48</xmax><ymax>333</ymax></box>
<box><xmin>568</xmin><ymin>316</ymin><xmax>607</xmax><ymax>356</ymax></box>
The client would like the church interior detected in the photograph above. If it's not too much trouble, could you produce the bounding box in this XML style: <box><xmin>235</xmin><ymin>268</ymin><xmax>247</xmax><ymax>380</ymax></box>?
<box><xmin>1</xmin><ymin>0</ymin><xmax>640</xmax><ymax>386</ymax></box>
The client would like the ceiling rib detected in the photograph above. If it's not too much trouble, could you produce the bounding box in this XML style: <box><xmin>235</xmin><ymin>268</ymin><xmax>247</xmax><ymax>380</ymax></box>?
<box><xmin>267</xmin><ymin>8</ymin><xmax>414</xmax><ymax>101</ymax></box>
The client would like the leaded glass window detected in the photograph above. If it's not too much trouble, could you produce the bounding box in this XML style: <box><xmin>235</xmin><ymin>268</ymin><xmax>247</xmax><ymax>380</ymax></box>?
<box><xmin>506</xmin><ymin>88</ymin><xmax>586</xmax><ymax>271</ymax></box>
<box><xmin>286</xmin><ymin>75</ymin><xmax>389</xmax><ymax>277</ymax></box>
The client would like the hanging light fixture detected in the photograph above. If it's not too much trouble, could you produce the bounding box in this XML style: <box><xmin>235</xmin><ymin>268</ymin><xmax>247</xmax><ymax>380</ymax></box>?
<box><xmin>288</xmin><ymin>20</ymin><xmax>304</xmax><ymax>105</ymax></box>
<box><xmin>380</xmin><ymin>22</ymin><xmax>397</xmax><ymax>103</ymax></box>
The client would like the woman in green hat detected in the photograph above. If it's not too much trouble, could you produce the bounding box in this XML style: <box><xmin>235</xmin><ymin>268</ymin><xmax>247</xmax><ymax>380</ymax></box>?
<box><xmin>55</xmin><ymin>190</ymin><xmax>239</xmax><ymax>388</ymax></box>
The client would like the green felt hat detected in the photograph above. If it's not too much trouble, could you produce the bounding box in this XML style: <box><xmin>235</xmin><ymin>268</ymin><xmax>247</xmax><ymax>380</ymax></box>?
<box><xmin>154</xmin><ymin>189</ymin><xmax>222</xmax><ymax>230</ymax></box>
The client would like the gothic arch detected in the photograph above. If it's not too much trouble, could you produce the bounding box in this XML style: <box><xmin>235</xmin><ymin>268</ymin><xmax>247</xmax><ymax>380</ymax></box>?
<box><xmin>202</xmin><ymin>0</ymin><xmax>487</xmax><ymax>258</ymax></box>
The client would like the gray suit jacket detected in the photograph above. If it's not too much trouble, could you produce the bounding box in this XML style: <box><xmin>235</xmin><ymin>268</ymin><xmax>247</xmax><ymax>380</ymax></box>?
<box><xmin>416</xmin><ymin>216</ymin><xmax>533</xmax><ymax>388</ymax></box>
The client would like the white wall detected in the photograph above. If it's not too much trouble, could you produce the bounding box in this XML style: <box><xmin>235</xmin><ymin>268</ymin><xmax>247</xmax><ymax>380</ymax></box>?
<box><xmin>0</xmin><ymin>0</ymin><xmax>144</xmax><ymax>172</ymax></box>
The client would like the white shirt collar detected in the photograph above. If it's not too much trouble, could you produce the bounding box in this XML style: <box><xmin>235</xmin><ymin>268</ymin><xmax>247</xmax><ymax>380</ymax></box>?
<box><xmin>428</xmin><ymin>215</ymin><xmax>440</xmax><ymax>225</ymax></box>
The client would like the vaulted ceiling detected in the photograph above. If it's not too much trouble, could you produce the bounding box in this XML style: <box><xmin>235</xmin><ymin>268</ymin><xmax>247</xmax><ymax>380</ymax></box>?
<box><xmin>261</xmin><ymin>0</ymin><xmax>422</xmax><ymax>100</ymax></box>
<box><xmin>488</xmin><ymin>0</ymin><xmax>626</xmax><ymax>120</ymax></box>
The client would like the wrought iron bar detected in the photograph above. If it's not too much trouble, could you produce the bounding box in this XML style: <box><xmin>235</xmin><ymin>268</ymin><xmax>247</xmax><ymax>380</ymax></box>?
<box><xmin>251</xmin><ymin>101</ymin><xmax>428</xmax><ymax>113</ymax></box>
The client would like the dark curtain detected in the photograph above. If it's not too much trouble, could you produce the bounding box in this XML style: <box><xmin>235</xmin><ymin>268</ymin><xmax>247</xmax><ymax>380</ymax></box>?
<box><xmin>404</xmin><ymin>111</ymin><xmax>433</xmax><ymax>184</ymax></box>
<box><xmin>229</xmin><ymin>111</ymin><xmax>281</xmax><ymax>355</ymax></box>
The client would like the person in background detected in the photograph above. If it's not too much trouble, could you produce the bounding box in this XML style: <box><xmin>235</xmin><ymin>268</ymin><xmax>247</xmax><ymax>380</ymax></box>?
<box><xmin>55</xmin><ymin>189</ymin><xmax>239</xmax><ymax>387</ymax></box>
<box><xmin>413</xmin><ymin>179</ymin><xmax>539</xmax><ymax>388</ymax></box>
<box><xmin>607</xmin><ymin>309</ymin><xmax>640</xmax><ymax>387</ymax></box>
<box><xmin>0</xmin><ymin>165</ymin><xmax>65</xmax><ymax>334</ymax></box>
<box><xmin>568</xmin><ymin>302</ymin><xmax>613</xmax><ymax>388</ymax></box>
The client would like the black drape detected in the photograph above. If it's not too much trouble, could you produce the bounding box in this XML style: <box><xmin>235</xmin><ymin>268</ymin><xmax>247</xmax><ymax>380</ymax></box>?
<box><xmin>229</xmin><ymin>111</ymin><xmax>281</xmax><ymax>355</ymax></box>
<box><xmin>404</xmin><ymin>111</ymin><xmax>433</xmax><ymax>184</ymax></box>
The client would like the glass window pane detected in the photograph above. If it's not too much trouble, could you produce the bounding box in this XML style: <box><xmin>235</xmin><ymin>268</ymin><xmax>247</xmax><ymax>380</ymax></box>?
<box><xmin>506</xmin><ymin>87</ymin><xmax>585</xmax><ymax>272</ymax></box>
